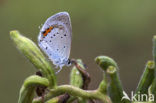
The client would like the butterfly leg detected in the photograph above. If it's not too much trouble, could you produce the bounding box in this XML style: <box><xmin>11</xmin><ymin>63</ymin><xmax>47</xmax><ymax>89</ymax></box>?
<box><xmin>56</xmin><ymin>66</ymin><xmax>63</xmax><ymax>74</ymax></box>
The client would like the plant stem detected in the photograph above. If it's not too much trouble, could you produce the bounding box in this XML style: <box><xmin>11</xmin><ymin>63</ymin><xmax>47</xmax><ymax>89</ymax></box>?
<box><xmin>95</xmin><ymin>56</ymin><xmax>118</xmax><ymax>71</ymax></box>
<box><xmin>107</xmin><ymin>66</ymin><xmax>130</xmax><ymax>103</ymax></box>
<box><xmin>33</xmin><ymin>85</ymin><xmax>112</xmax><ymax>103</ymax></box>
<box><xmin>98</xmin><ymin>74</ymin><xmax>107</xmax><ymax>94</ymax></box>
<box><xmin>151</xmin><ymin>36</ymin><xmax>156</xmax><ymax>101</ymax></box>
<box><xmin>45</xmin><ymin>93</ymin><xmax>70</xmax><ymax>103</ymax></box>
<box><xmin>10</xmin><ymin>30</ymin><xmax>57</xmax><ymax>88</ymax></box>
<box><xmin>69</xmin><ymin>59</ymin><xmax>84</xmax><ymax>103</ymax></box>
<box><xmin>18</xmin><ymin>75</ymin><xmax>49</xmax><ymax>103</ymax></box>
<box><xmin>136</xmin><ymin>61</ymin><xmax>155</xmax><ymax>95</ymax></box>
<box><xmin>70</xmin><ymin>60</ymin><xmax>83</xmax><ymax>88</ymax></box>
<box><xmin>153</xmin><ymin>36</ymin><xmax>156</xmax><ymax>68</ymax></box>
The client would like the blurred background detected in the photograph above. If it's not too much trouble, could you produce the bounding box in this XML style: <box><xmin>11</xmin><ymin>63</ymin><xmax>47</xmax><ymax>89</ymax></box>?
<box><xmin>1</xmin><ymin>0</ymin><xmax>156</xmax><ymax>102</ymax></box>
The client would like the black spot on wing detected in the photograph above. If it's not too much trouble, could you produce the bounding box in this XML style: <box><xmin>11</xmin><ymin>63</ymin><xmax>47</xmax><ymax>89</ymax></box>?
<box><xmin>42</xmin><ymin>31</ymin><xmax>46</xmax><ymax>34</ymax></box>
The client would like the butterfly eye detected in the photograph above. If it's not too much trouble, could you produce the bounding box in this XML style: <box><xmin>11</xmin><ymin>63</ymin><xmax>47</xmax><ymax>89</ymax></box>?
<box><xmin>67</xmin><ymin>59</ymin><xmax>71</xmax><ymax>65</ymax></box>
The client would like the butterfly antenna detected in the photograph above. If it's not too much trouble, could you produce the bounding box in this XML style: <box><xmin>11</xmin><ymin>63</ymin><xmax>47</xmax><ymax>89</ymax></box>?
<box><xmin>70</xmin><ymin>59</ymin><xmax>87</xmax><ymax>69</ymax></box>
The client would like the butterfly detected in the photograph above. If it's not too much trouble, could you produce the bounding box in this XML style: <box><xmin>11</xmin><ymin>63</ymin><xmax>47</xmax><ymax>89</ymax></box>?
<box><xmin>38</xmin><ymin>12</ymin><xmax>72</xmax><ymax>72</ymax></box>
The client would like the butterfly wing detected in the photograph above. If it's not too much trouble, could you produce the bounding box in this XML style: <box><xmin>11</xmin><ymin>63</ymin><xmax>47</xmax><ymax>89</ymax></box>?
<box><xmin>38</xmin><ymin>12</ymin><xmax>72</xmax><ymax>67</ymax></box>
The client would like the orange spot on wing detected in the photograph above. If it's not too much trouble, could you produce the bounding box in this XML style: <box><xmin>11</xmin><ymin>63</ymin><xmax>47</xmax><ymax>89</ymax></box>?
<box><xmin>43</xmin><ymin>26</ymin><xmax>54</xmax><ymax>37</ymax></box>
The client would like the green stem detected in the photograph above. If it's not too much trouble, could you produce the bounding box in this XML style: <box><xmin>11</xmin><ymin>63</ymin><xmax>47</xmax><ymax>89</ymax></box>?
<box><xmin>33</xmin><ymin>85</ymin><xmax>112</xmax><ymax>103</ymax></box>
<box><xmin>95</xmin><ymin>56</ymin><xmax>118</xmax><ymax>71</ymax></box>
<box><xmin>151</xmin><ymin>36</ymin><xmax>156</xmax><ymax>101</ymax></box>
<box><xmin>67</xmin><ymin>97</ymin><xmax>76</xmax><ymax>103</ymax></box>
<box><xmin>69</xmin><ymin>59</ymin><xmax>90</xmax><ymax>103</ymax></box>
<box><xmin>77</xmin><ymin>97</ymin><xmax>87</xmax><ymax>103</ymax></box>
<box><xmin>107</xmin><ymin>66</ymin><xmax>130</xmax><ymax>103</ymax></box>
<box><xmin>45</xmin><ymin>94</ymin><xmax>70</xmax><ymax>103</ymax></box>
<box><xmin>136</xmin><ymin>61</ymin><xmax>155</xmax><ymax>95</ymax></box>
<box><xmin>70</xmin><ymin>59</ymin><xmax>83</xmax><ymax>88</ymax></box>
<box><xmin>10</xmin><ymin>30</ymin><xmax>57</xmax><ymax>88</ymax></box>
<box><xmin>69</xmin><ymin>59</ymin><xmax>84</xmax><ymax>103</ymax></box>
<box><xmin>46</xmin><ymin>97</ymin><xmax>59</xmax><ymax>103</ymax></box>
<box><xmin>153</xmin><ymin>36</ymin><xmax>156</xmax><ymax>67</ymax></box>
<box><xmin>18</xmin><ymin>75</ymin><xmax>49</xmax><ymax>103</ymax></box>
<box><xmin>98</xmin><ymin>74</ymin><xmax>107</xmax><ymax>94</ymax></box>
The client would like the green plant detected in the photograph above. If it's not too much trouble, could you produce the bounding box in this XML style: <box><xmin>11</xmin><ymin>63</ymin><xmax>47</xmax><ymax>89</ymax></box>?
<box><xmin>10</xmin><ymin>30</ymin><xmax>156</xmax><ymax>103</ymax></box>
